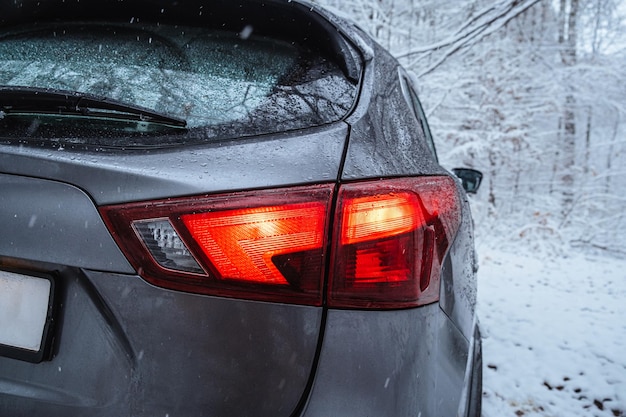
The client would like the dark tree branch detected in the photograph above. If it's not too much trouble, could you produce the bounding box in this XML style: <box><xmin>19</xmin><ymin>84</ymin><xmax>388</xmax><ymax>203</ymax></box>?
<box><xmin>395</xmin><ymin>0</ymin><xmax>541</xmax><ymax>77</ymax></box>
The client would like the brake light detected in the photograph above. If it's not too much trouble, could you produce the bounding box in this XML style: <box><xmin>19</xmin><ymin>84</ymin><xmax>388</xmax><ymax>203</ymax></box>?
<box><xmin>180</xmin><ymin>203</ymin><xmax>326</xmax><ymax>286</ymax></box>
<box><xmin>329</xmin><ymin>177</ymin><xmax>460</xmax><ymax>309</ymax></box>
<box><xmin>100</xmin><ymin>185</ymin><xmax>334</xmax><ymax>306</ymax></box>
<box><xmin>100</xmin><ymin>177</ymin><xmax>461</xmax><ymax>309</ymax></box>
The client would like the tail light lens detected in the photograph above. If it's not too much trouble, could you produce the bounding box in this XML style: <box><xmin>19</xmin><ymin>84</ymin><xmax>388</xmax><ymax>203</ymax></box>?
<box><xmin>328</xmin><ymin>177</ymin><xmax>461</xmax><ymax>309</ymax></box>
<box><xmin>100</xmin><ymin>177</ymin><xmax>461</xmax><ymax>309</ymax></box>
<box><xmin>100</xmin><ymin>185</ymin><xmax>334</xmax><ymax>306</ymax></box>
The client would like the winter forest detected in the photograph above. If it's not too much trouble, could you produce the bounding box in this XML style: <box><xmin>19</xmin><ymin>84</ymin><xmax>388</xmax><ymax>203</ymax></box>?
<box><xmin>312</xmin><ymin>0</ymin><xmax>626</xmax><ymax>257</ymax></box>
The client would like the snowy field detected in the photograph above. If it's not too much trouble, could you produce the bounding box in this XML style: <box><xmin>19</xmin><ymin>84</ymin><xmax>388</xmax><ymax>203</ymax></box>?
<box><xmin>478</xmin><ymin>248</ymin><xmax>626</xmax><ymax>417</ymax></box>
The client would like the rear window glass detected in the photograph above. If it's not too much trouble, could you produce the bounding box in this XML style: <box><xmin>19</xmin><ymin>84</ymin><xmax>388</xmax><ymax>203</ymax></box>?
<box><xmin>0</xmin><ymin>22</ymin><xmax>358</xmax><ymax>147</ymax></box>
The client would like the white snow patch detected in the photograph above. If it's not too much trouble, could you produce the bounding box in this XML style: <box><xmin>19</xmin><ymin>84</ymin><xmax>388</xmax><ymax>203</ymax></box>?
<box><xmin>478</xmin><ymin>248</ymin><xmax>626</xmax><ymax>417</ymax></box>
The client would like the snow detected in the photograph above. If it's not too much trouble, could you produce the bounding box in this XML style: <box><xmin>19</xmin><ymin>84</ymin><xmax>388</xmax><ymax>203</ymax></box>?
<box><xmin>478</xmin><ymin>246</ymin><xmax>626</xmax><ymax>417</ymax></box>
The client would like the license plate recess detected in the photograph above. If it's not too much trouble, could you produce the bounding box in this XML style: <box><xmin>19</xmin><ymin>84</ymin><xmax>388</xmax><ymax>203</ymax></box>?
<box><xmin>0</xmin><ymin>269</ymin><xmax>56</xmax><ymax>363</ymax></box>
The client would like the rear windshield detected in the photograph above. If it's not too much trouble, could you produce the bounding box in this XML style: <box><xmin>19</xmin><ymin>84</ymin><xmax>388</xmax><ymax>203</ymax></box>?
<box><xmin>0</xmin><ymin>22</ymin><xmax>358</xmax><ymax>148</ymax></box>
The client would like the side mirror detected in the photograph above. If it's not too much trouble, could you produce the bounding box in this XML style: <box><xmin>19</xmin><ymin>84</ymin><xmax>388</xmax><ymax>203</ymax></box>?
<box><xmin>452</xmin><ymin>168</ymin><xmax>483</xmax><ymax>194</ymax></box>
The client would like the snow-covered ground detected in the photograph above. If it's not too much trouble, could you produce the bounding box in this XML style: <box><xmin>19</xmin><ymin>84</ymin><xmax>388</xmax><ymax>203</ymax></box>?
<box><xmin>478</xmin><ymin>248</ymin><xmax>626</xmax><ymax>417</ymax></box>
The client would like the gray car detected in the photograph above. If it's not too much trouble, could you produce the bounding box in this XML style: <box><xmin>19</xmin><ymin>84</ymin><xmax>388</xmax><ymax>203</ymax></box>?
<box><xmin>0</xmin><ymin>0</ymin><xmax>483</xmax><ymax>416</ymax></box>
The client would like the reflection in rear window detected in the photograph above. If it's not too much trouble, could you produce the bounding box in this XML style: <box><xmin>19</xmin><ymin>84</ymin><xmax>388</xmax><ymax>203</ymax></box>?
<box><xmin>0</xmin><ymin>23</ymin><xmax>358</xmax><ymax>147</ymax></box>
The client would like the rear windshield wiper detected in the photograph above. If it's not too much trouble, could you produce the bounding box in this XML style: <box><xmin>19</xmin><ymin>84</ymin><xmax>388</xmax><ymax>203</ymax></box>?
<box><xmin>0</xmin><ymin>86</ymin><xmax>187</xmax><ymax>128</ymax></box>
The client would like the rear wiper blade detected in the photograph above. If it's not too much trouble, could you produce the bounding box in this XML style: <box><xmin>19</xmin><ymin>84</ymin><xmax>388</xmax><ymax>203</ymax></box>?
<box><xmin>0</xmin><ymin>86</ymin><xmax>187</xmax><ymax>128</ymax></box>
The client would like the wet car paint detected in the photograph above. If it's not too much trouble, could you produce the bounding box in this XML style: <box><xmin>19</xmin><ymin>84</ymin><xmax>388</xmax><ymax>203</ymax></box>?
<box><xmin>0</xmin><ymin>1</ymin><xmax>481</xmax><ymax>415</ymax></box>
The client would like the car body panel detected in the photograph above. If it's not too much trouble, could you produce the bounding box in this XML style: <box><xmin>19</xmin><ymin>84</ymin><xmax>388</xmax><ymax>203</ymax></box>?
<box><xmin>440</xmin><ymin>195</ymin><xmax>480</xmax><ymax>340</ymax></box>
<box><xmin>341</xmin><ymin>37</ymin><xmax>446</xmax><ymax>180</ymax></box>
<box><xmin>0</xmin><ymin>124</ymin><xmax>348</xmax><ymax>205</ymax></box>
<box><xmin>0</xmin><ymin>129</ymin><xmax>345</xmax><ymax>417</ymax></box>
<box><xmin>338</xmin><ymin>28</ymin><xmax>478</xmax><ymax>340</ymax></box>
<box><xmin>301</xmin><ymin>306</ymin><xmax>469</xmax><ymax>417</ymax></box>
<box><xmin>0</xmin><ymin>267</ymin><xmax>322</xmax><ymax>416</ymax></box>
<box><xmin>0</xmin><ymin>173</ymin><xmax>133</xmax><ymax>272</ymax></box>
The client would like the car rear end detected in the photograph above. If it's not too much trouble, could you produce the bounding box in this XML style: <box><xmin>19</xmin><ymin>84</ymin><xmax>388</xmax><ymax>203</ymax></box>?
<box><xmin>0</xmin><ymin>1</ymin><xmax>481</xmax><ymax>416</ymax></box>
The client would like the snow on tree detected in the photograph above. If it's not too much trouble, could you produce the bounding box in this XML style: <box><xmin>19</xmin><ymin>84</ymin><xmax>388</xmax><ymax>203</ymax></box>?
<box><xmin>312</xmin><ymin>0</ymin><xmax>626</xmax><ymax>256</ymax></box>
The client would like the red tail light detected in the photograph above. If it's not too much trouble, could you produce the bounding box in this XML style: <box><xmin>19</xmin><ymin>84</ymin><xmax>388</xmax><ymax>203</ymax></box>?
<box><xmin>100</xmin><ymin>185</ymin><xmax>334</xmax><ymax>306</ymax></box>
<box><xmin>180</xmin><ymin>203</ymin><xmax>326</xmax><ymax>286</ymax></box>
<box><xmin>100</xmin><ymin>177</ymin><xmax>461</xmax><ymax>309</ymax></box>
<box><xmin>329</xmin><ymin>177</ymin><xmax>461</xmax><ymax>309</ymax></box>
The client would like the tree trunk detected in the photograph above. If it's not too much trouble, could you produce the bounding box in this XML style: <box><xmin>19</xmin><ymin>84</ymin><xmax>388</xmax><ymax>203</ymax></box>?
<box><xmin>557</xmin><ymin>0</ymin><xmax>579</xmax><ymax>221</ymax></box>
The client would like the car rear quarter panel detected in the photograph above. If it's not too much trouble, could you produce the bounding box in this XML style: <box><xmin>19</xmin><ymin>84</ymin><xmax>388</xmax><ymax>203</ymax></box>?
<box><xmin>301</xmin><ymin>306</ymin><xmax>469</xmax><ymax>417</ymax></box>
<box><xmin>340</xmin><ymin>27</ymin><xmax>478</xmax><ymax>340</ymax></box>
<box><xmin>341</xmin><ymin>34</ymin><xmax>446</xmax><ymax>180</ymax></box>
<box><xmin>305</xmin><ymin>29</ymin><xmax>479</xmax><ymax>416</ymax></box>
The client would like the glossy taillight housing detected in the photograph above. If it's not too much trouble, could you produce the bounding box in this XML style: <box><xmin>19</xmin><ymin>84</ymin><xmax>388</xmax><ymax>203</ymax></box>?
<box><xmin>100</xmin><ymin>177</ymin><xmax>461</xmax><ymax>309</ymax></box>
<box><xmin>100</xmin><ymin>184</ymin><xmax>334</xmax><ymax>306</ymax></box>
<box><xmin>329</xmin><ymin>177</ymin><xmax>461</xmax><ymax>309</ymax></box>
